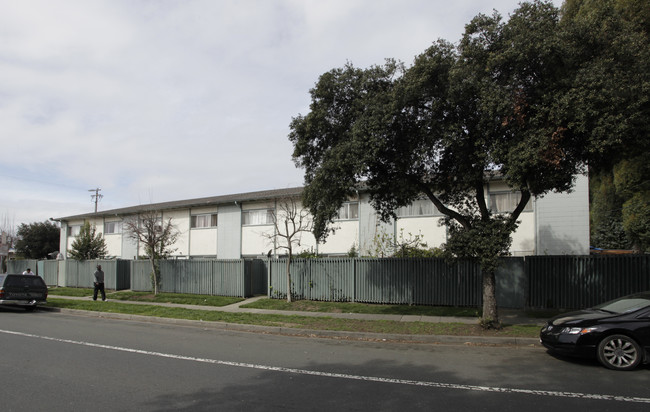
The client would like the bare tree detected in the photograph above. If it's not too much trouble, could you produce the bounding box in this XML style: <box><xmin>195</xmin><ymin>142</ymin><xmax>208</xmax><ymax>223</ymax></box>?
<box><xmin>0</xmin><ymin>214</ymin><xmax>16</xmax><ymax>272</ymax></box>
<box><xmin>262</xmin><ymin>197</ymin><xmax>313</xmax><ymax>302</ymax></box>
<box><xmin>123</xmin><ymin>209</ymin><xmax>180</xmax><ymax>295</ymax></box>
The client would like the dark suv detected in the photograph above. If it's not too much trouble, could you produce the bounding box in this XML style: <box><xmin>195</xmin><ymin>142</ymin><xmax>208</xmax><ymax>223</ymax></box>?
<box><xmin>0</xmin><ymin>274</ymin><xmax>48</xmax><ymax>310</ymax></box>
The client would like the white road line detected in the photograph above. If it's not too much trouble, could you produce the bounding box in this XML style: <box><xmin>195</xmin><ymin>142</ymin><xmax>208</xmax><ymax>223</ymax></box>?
<box><xmin>2</xmin><ymin>328</ymin><xmax>649</xmax><ymax>404</ymax></box>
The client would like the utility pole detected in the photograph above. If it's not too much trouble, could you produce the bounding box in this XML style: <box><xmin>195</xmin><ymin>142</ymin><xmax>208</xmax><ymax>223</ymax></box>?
<box><xmin>89</xmin><ymin>188</ymin><xmax>103</xmax><ymax>213</ymax></box>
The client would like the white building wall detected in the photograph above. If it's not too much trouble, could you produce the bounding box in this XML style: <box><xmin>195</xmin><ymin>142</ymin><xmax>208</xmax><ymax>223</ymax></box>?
<box><xmin>396</xmin><ymin>216</ymin><xmax>447</xmax><ymax>249</ymax></box>
<box><xmin>535</xmin><ymin>174</ymin><xmax>590</xmax><ymax>254</ymax></box>
<box><xmin>486</xmin><ymin>180</ymin><xmax>537</xmax><ymax>256</ymax></box>
<box><xmin>319</xmin><ymin>220</ymin><xmax>358</xmax><ymax>255</ymax></box>
<box><xmin>103</xmin><ymin>233</ymin><xmax>122</xmax><ymax>257</ymax></box>
<box><xmin>122</xmin><ymin>227</ymin><xmax>138</xmax><ymax>260</ymax></box>
<box><xmin>510</xmin><ymin>212</ymin><xmax>535</xmax><ymax>256</ymax></box>
<box><xmin>240</xmin><ymin>201</ymin><xmax>272</xmax><ymax>256</ymax></box>
<box><xmin>217</xmin><ymin>204</ymin><xmax>242</xmax><ymax>259</ymax></box>
<box><xmin>87</xmin><ymin>217</ymin><xmax>103</xmax><ymax>237</ymax></box>
<box><xmin>293</xmin><ymin>231</ymin><xmax>318</xmax><ymax>255</ymax></box>
<box><xmin>64</xmin><ymin>219</ymin><xmax>85</xmax><ymax>256</ymax></box>
<box><xmin>275</xmin><ymin>199</ymin><xmax>318</xmax><ymax>255</ymax></box>
<box><xmin>81</xmin><ymin>217</ymin><xmax>122</xmax><ymax>257</ymax></box>
<box><xmin>59</xmin><ymin>222</ymin><xmax>68</xmax><ymax>257</ymax></box>
<box><xmin>102</xmin><ymin>218</ymin><xmax>123</xmax><ymax>258</ymax></box>
<box><xmin>58</xmin><ymin>176</ymin><xmax>590</xmax><ymax>259</ymax></box>
<box><xmin>163</xmin><ymin>210</ymin><xmax>190</xmax><ymax>257</ymax></box>
<box><xmin>189</xmin><ymin>228</ymin><xmax>218</xmax><ymax>256</ymax></box>
<box><xmin>242</xmin><ymin>225</ymin><xmax>274</xmax><ymax>256</ymax></box>
<box><xmin>188</xmin><ymin>206</ymin><xmax>218</xmax><ymax>256</ymax></box>
<box><xmin>358</xmin><ymin>195</ymin><xmax>391</xmax><ymax>256</ymax></box>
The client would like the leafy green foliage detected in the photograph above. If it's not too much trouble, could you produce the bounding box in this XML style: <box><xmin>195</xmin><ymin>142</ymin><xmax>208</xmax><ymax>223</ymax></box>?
<box><xmin>559</xmin><ymin>0</ymin><xmax>650</xmax><ymax>169</ymax></box>
<box><xmin>68</xmin><ymin>221</ymin><xmax>108</xmax><ymax>260</ymax></box>
<box><xmin>367</xmin><ymin>229</ymin><xmax>444</xmax><ymax>258</ymax></box>
<box><xmin>15</xmin><ymin>220</ymin><xmax>60</xmax><ymax>259</ymax></box>
<box><xmin>590</xmin><ymin>170</ymin><xmax>631</xmax><ymax>249</ymax></box>
<box><xmin>589</xmin><ymin>155</ymin><xmax>650</xmax><ymax>253</ymax></box>
<box><xmin>295</xmin><ymin>248</ymin><xmax>323</xmax><ymax>258</ymax></box>
<box><xmin>289</xmin><ymin>1</ymin><xmax>648</xmax><ymax>326</ymax></box>
<box><xmin>577</xmin><ymin>0</ymin><xmax>650</xmax><ymax>252</ymax></box>
<box><xmin>444</xmin><ymin>217</ymin><xmax>517</xmax><ymax>275</ymax></box>
<box><xmin>616</xmin><ymin>155</ymin><xmax>650</xmax><ymax>252</ymax></box>
<box><xmin>622</xmin><ymin>192</ymin><xmax>650</xmax><ymax>251</ymax></box>
<box><xmin>346</xmin><ymin>244</ymin><xmax>358</xmax><ymax>258</ymax></box>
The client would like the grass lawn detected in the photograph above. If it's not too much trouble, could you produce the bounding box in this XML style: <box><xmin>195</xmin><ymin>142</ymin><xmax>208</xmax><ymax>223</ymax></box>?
<box><xmin>48</xmin><ymin>287</ymin><xmax>96</xmax><ymax>297</ymax></box>
<box><xmin>241</xmin><ymin>298</ymin><xmax>480</xmax><ymax>317</ymax></box>
<box><xmin>108</xmin><ymin>291</ymin><xmax>243</xmax><ymax>307</ymax></box>
<box><xmin>47</xmin><ymin>287</ymin><xmax>243</xmax><ymax>307</ymax></box>
<box><xmin>44</xmin><ymin>297</ymin><xmax>541</xmax><ymax>339</ymax></box>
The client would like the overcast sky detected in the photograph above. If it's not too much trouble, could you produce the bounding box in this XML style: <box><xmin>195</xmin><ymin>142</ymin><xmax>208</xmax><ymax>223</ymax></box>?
<box><xmin>0</xmin><ymin>0</ymin><xmax>562</xmax><ymax>228</ymax></box>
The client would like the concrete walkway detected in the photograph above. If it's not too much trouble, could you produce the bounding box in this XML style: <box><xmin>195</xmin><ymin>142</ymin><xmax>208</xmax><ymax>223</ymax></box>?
<box><xmin>44</xmin><ymin>294</ymin><xmax>545</xmax><ymax>346</ymax></box>
<box><xmin>48</xmin><ymin>294</ymin><xmax>545</xmax><ymax>326</ymax></box>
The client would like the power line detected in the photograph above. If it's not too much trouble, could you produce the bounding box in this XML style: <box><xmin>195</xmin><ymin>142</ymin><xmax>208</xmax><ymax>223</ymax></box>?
<box><xmin>0</xmin><ymin>173</ymin><xmax>86</xmax><ymax>191</ymax></box>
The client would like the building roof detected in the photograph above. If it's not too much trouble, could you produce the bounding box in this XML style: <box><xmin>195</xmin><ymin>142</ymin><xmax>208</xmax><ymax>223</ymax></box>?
<box><xmin>57</xmin><ymin>186</ymin><xmax>304</xmax><ymax>221</ymax></box>
<box><xmin>56</xmin><ymin>171</ymin><xmax>512</xmax><ymax>222</ymax></box>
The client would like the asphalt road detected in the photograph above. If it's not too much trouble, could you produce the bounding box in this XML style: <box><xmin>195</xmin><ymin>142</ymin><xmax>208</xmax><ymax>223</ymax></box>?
<box><xmin>1</xmin><ymin>308</ymin><xmax>649</xmax><ymax>411</ymax></box>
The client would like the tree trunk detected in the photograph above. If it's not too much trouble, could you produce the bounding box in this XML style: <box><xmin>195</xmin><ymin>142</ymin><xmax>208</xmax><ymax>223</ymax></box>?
<box><xmin>481</xmin><ymin>269</ymin><xmax>499</xmax><ymax>328</ymax></box>
<box><xmin>149</xmin><ymin>258</ymin><xmax>159</xmax><ymax>295</ymax></box>
<box><xmin>286</xmin><ymin>253</ymin><xmax>292</xmax><ymax>303</ymax></box>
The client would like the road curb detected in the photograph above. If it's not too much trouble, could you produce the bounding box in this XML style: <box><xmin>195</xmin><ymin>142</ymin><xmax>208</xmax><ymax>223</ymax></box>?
<box><xmin>43</xmin><ymin>306</ymin><xmax>542</xmax><ymax>348</ymax></box>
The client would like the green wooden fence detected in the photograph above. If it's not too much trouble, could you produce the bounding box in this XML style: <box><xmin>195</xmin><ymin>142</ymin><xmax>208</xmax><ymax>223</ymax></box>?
<box><xmin>7</xmin><ymin>255</ymin><xmax>649</xmax><ymax>309</ymax></box>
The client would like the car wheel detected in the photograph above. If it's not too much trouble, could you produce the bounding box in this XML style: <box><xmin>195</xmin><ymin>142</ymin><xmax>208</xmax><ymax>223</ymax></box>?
<box><xmin>597</xmin><ymin>334</ymin><xmax>642</xmax><ymax>371</ymax></box>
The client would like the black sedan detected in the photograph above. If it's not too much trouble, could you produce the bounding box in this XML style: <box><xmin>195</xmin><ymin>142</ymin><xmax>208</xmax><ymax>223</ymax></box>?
<box><xmin>540</xmin><ymin>291</ymin><xmax>650</xmax><ymax>371</ymax></box>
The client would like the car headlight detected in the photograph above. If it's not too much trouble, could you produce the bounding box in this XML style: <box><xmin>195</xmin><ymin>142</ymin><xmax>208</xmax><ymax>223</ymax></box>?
<box><xmin>561</xmin><ymin>327</ymin><xmax>597</xmax><ymax>335</ymax></box>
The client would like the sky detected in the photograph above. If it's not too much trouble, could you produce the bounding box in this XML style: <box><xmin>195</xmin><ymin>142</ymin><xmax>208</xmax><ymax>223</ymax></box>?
<box><xmin>0</xmin><ymin>0</ymin><xmax>563</xmax><ymax>229</ymax></box>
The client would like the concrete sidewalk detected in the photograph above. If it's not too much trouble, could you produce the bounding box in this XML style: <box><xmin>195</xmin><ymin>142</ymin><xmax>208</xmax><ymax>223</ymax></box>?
<box><xmin>44</xmin><ymin>294</ymin><xmax>545</xmax><ymax>346</ymax></box>
<box><xmin>48</xmin><ymin>294</ymin><xmax>545</xmax><ymax>326</ymax></box>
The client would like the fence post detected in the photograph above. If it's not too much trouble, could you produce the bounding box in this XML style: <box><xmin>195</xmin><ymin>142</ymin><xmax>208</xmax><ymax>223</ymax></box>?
<box><xmin>351</xmin><ymin>258</ymin><xmax>356</xmax><ymax>303</ymax></box>
<box><xmin>267</xmin><ymin>259</ymin><xmax>271</xmax><ymax>298</ymax></box>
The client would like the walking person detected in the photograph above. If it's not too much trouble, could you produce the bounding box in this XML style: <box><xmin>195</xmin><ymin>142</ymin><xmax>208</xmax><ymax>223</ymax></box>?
<box><xmin>22</xmin><ymin>268</ymin><xmax>34</xmax><ymax>275</ymax></box>
<box><xmin>93</xmin><ymin>264</ymin><xmax>106</xmax><ymax>301</ymax></box>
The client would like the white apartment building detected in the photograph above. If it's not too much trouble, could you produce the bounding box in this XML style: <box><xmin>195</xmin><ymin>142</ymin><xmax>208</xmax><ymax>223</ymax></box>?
<box><xmin>56</xmin><ymin>175</ymin><xmax>589</xmax><ymax>259</ymax></box>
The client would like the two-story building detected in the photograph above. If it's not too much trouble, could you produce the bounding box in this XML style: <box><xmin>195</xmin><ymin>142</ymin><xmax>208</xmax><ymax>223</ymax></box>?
<box><xmin>56</xmin><ymin>175</ymin><xmax>589</xmax><ymax>259</ymax></box>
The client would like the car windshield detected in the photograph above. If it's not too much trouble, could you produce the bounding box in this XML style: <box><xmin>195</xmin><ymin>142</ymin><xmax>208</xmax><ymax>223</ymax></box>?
<box><xmin>593</xmin><ymin>294</ymin><xmax>650</xmax><ymax>314</ymax></box>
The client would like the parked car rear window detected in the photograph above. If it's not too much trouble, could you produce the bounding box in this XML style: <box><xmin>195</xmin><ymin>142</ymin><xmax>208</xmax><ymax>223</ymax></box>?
<box><xmin>3</xmin><ymin>275</ymin><xmax>46</xmax><ymax>288</ymax></box>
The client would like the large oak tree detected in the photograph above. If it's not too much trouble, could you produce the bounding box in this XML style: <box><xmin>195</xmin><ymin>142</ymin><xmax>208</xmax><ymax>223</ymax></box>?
<box><xmin>15</xmin><ymin>221</ymin><xmax>60</xmax><ymax>259</ymax></box>
<box><xmin>289</xmin><ymin>1</ymin><xmax>648</xmax><ymax>326</ymax></box>
<box><xmin>565</xmin><ymin>0</ymin><xmax>650</xmax><ymax>252</ymax></box>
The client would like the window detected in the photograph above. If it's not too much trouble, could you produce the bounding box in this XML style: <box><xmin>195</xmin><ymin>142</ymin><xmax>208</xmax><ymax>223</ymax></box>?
<box><xmin>242</xmin><ymin>209</ymin><xmax>274</xmax><ymax>226</ymax></box>
<box><xmin>104</xmin><ymin>221</ymin><xmax>122</xmax><ymax>234</ymax></box>
<box><xmin>68</xmin><ymin>225</ymin><xmax>81</xmax><ymax>237</ymax></box>
<box><xmin>336</xmin><ymin>202</ymin><xmax>359</xmax><ymax>220</ymax></box>
<box><xmin>139</xmin><ymin>217</ymin><xmax>163</xmax><ymax>232</ymax></box>
<box><xmin>396</xmin><ymin>199</ymin><xmax>440</xmax><ymax>217</ymax></box>
<box><xmin>191</xmin><ymin>214</ymin><xmax>218</xmax><ymax>228</ymax></box>
<box><xmin>489</xmin><ymin>191</ymin><xmax>533</xmax><ymax>213</ymax></box>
